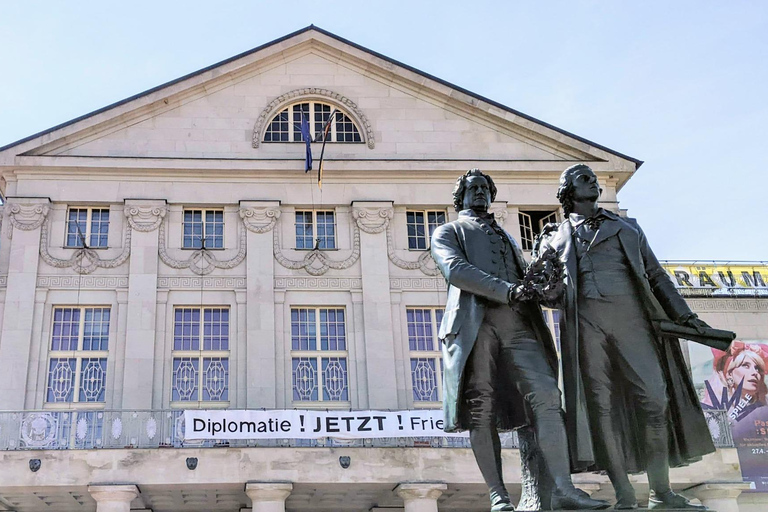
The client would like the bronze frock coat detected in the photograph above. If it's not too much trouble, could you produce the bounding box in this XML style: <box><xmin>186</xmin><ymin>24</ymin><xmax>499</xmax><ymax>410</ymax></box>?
<box><xmin>431</xmin><ymin>210</ymin><xmax>559</xmax><ymax>433</ymax></box>
<box><xmin>537</xmin><ymin>210</ymin><xmax>715</xmax><ymax>472</ymax></box>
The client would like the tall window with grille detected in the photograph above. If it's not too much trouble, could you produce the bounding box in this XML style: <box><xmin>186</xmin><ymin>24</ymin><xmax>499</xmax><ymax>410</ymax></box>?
<box><xmin>46</xmin><ymin>307</ymin><xmax>110</xmax><ymax>406</ymax></box>
<box><xmin>295</xmin><ymin>210</ymin><xmax>336</xmax><ymax>249</ymax></box>
<box><xmin>518</xmin><ymin>210</ymin><xmax>559</xmax><ymax>251</ymax></box>
<box><xmin>171</xmin><ymin>307</ymin><xmax>230</xmax><ymax>407</ymax></box>
<box><xmin>406</xmin><ymin>307</ymin><xmax>444</xmax><ymax>406</ymax></box>
<box><xmin>291</xmin><ymin>307</ymin><xmax>349</xmax><ymax>405</ymax></box>
<box><xmin>182</xmin><ymin>209</ymin><xmax>224</xmax><ymax>249</ymax></box>
<box><xmin>263</xmin><ymin>102</ymin><xmax>363</xmax><ymax>143</ymax></box>
<box><xmin>66</xmin><ymin>208</ymin><xmax>110</xmax><ymax>248</ymax></box>
<box><xmin>406</xmin><ymin>210</ymin><xmax>446</xmax><ymax>250</ymax></box>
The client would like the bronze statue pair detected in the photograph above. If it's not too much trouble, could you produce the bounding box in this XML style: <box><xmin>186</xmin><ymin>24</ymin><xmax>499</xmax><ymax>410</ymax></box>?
<box><xmin>432</xmin><ymin>167</ymin><xmax>723</xmax><ymax>511</ymax></box>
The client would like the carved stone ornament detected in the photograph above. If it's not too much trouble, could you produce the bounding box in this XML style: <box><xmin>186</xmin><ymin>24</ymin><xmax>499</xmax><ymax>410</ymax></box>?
<box><xmin>252</xmin><ymin>88</ymin><xmax>375</xmax><ymax>149</ymax></box>
<box><xmin>158</xmin><ymin>216</ymin><xmax>246</xmax><ymax>275</ymax></box>
<box><xmin>489</xmin><ymin>206</ymin><xmax>509</xmax><ymax>226</ymax></box>
<box><xmin>39</xmin><ymin>218</ymin><xmax>132</xmax><ymax>275</ymax></box>
<box><xmin>351</xmin><ymin>206</ymin><xmax>440</xmax><ymax>276</ymax></box>
<box><xmin>6</xmin><ymin>203</ymin><xmax>49</xmax><ymax>238</ymax></box>
<box><xmin>273</xmin><ymin>216</ymin><xmax>361</xmax><ymax>276</ymax></box>
<box><xmin>352</xmin><ymin>207</ymin><xmax>393</xmax><ymax>234</ymax></box>
<box><xmin>240</xmin><ymin>206</ymin><xmax>281</xmax><ymax>233</ymax></box>
<box><xmin>124</xmin><ymin>205</ymin><xmax>167</xmax><ymax>232</ymax></box>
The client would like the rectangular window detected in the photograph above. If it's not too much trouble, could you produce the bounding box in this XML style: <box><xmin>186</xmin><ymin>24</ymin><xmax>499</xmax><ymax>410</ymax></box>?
<box><xmin>291</xmin><ymin>307</ymin><xmax>348</xmax><ymax>404</ymax></box>
<box><xmin>46</xmin><ymin>307</ymin><xmax>110</xmax><ymax>405</ymax></box>
<box><xmin>406</xmin><ymin>210</ymin><xmax>446</xmax><ymax>250</ymax></box>
<box><xmin>183</xmin><ymin>209</ymin><xmax>224</xmax><ymax>249</ymax></box>
<box><xmin>406</xmin><ymin>307</ymin><xmax>444</xmax><ymax>405</ymax></box>
<box><xmin>519</xmin><ymin>210</ymin><xmax>559</xmax><ymax>251</ymax></box>
<box><xmin>66</xmin><ymin>208</ymin><xmax>110</xmax><ymax>248</ymax></box>
<box><xmin>172</xmin><ymin>307</ymin><xmax>230</xmax><ymax>406</ymax></box>
<box><xmin>295</xmin><ymin>211</ymin><xmax>336</xmax><ymax>249</ymax></box>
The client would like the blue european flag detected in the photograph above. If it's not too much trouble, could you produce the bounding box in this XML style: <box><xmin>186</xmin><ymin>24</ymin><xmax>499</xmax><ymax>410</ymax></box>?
<box><xmin>299</xmin><ymin>114</ymin><xmax>312</xmax><ymax>171</ymax></box>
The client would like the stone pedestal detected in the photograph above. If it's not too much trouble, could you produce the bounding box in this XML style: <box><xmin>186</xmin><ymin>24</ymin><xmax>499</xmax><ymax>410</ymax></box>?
<box><xmin>0</xmin><ymin>199</ymin><xmax>49</xmax><ymax>409</ymax></box>
<box><xmin>245</xmin><ymin>482</ymin><xmax>293</xmax><ymax>512</ymax></box>
<box><xmin>88</xmin><ymin>484</ymin><xmax>139</xmax><ymax>512</ymax></box>
<box><xmin>686</xmin><ymin>482</ymin><xmax>752</xmax><ymax>512</ymax></box>
<box><xmin>352</xmin><ymin>202</ymin><xmax>399</xmax><ymax>409</ymax></box>
<box><xmin>395</xmin><ymin>482</ymin><xmax>447</xmax><ymax>512</ymax></box>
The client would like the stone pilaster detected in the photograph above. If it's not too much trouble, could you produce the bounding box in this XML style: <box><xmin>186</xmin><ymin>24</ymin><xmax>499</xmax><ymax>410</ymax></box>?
<box><xmin>245</xmin><ymin>482</ymin><xmax>293</xmax><ymax>512</ymax></box>
<box><xmin>0</xmin><ymin>198</ymin><xmax>49</xmax><ymax>409</ymax></box>
<box><xmin>395</xmin><ymin>482</ymin><xmax>447</xmax><ymax>512</ymax></box>
<box><xmin>121</xmin><ymin>199</ymin><xmax>166</xmax><ymax>409</ymax></box>
<box><xmin>240</xmin><ymin>201</ymin><xmax>281</xmax><ymax>408</ymax></box>
<box><xmin>352</xmin><ymin>202</ymin><xmax>398</xmax><ymax>409</ymax></box>
<box><xmin>686</xmin><ymin>482</ymin><xmax>752</xmax><ymax>512</ymax></box>
<box><xmin>88</xmin><ymin>484</ymin><xmax>139</xmax><ymax>512</ymax></box>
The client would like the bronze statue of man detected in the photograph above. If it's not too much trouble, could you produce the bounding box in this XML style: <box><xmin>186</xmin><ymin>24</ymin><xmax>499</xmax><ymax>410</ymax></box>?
<box><xmin>431</xmin><ymin>168</ymin><xmax>610</xmax><ymax>511</ymax></box>
<box><xmin>537</xmin><ymin>164</ymin><xmax>716</xmax><ymax>509</ymax></box>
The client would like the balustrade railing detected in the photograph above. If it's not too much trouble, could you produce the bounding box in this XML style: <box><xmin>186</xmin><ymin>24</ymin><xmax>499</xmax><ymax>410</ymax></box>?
<box><xmin>0</xmin><ymin>409</ymin><xmax>732</xmax><ymax>451</ymax></box>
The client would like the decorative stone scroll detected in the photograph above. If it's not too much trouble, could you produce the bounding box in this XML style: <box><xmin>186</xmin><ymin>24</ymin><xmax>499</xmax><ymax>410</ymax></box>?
<box><xmin>252</xmin><ymin>87</ymin><xmax>375</xmax><ymax>149</ymax></box>
<box><xmin>6</xmin><ymin>203</ymin><xmax>49</xmax><ymax>239</ymax></box>
<box><xmin>352</xmin><ymin>206</ymin><xmax>392</xmax><ymax>234</ymax></box>
<box><xmin>158</xmin><ymin>216</ymin><xmax>247</xmax><ymax>276</ymax></box>
<box><xmin>272</xmin><ymin>219</ymin><xmax>361</xmax><ymax>277</ymax></box>
<box><xmin>39</xmin><ymin>218</ymin><xmax>132</xmax><ymax>275</ymax></box>
<box><xmin>352</xmin><ymin>206</ymin><xmax>441</xmax><ymax>276</ymax></box>
<box><xmin>240</xmin><ymin>206</ymin><xmax>281</xmax><ymax>233</ymax></box>
<box><xmin>124</xmin><ymin>204</ymin><xmax>166</xmax><ymax>232</ymax></box>
<box><xmin>489</xmin><ymin>205</ymin><xmax>509</xmax><ymax>226</ymax></box>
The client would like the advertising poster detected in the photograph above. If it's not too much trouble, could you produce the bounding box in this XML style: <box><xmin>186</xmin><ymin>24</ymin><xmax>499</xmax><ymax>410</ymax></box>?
<box><xmin>690</xmin><ymin>340</ymin><xmax>768</xmax><ymax>491</ymax></box>
<box><xmin>661</xmin><ymin>262</ymin><xmax>768</xmax><ymax>297</ymax></box>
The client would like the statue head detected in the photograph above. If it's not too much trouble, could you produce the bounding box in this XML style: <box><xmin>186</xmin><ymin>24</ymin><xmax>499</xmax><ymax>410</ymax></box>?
<box><xmin>452</xmin><ymin>168</ymin><xmax>497</xmax><ymax>212</ymax></box>
<box><xmin>557</xmin><ymin>164</ymin><xmax>602</xmax><ymax>216</ymax></box>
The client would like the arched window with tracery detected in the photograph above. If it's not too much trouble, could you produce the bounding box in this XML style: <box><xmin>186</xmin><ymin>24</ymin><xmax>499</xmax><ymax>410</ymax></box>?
<box><xmin>263</xmin><ymin>101</ymin><xmax>363</xmax><ymax>143</ymax></box>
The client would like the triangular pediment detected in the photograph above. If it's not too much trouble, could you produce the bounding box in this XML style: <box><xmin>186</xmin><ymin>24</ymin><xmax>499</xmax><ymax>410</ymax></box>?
<box><xmin>0</xmin><ymin>26</ymin><xmax>640</xmax><ymax>175</ymax></box>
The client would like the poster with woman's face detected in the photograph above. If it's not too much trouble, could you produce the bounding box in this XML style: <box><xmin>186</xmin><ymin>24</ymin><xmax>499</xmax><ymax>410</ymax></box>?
<box><xmin>690</xmin><ymin>340</ymin><xmax>768</xmax><ymax>422</ymax></box>
<box><xmin>689</xmin><ymin>340</ymin><xmax>768</xmax><ymax>492</ymax></box>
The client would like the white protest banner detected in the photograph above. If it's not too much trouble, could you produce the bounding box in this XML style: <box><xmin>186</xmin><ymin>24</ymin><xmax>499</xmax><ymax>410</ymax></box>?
<box><xmin>184</xmin><ymin>409</ymin><xmax>468</xmax><ymax>440</ymax></box>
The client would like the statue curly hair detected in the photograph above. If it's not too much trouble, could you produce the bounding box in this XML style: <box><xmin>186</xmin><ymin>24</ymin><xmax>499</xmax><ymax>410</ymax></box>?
<box><xmin>556</xmin><ymin>163</ymin><xmax>602</xmax><ymax>216</ymax></box>
<box><xmin>452</xmin><ymin>168</ymin><xmax>497</xmax><ymax>212</ymax></box>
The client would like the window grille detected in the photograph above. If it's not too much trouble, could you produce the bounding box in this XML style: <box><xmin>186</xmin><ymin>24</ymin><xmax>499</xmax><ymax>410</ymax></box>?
<box><xmin>406</xmin><ymin>210</ymin><xmax>446</xmax><ymax>250</ymax></box>
<box><xmin>66</xmin><ymin>208</ymin><xmax>110</xmax><ymax>248</ymax></box>
<box><xmin>295</xmin><ymin>210</ymin><xmax>336</xmax><ymax>249</ymax></box>
<box><xmin>171</xmin><ymin>307</ymin><xmax>230</xmax><ymax>406</ymax></box>
<box><xmin>264</xmin><ymin>102</ymin><xmax>362</xmax><ymax>143</ymax></box>
<box><xmin>406</xmin><ymin>308</ymin><xmax>444</xmax><ymax>405</ymax></box>
<box><xmin>291</xmin><ymin>308</ymin><xmax>349</xmax><ymax>405</ymax></box>
<box><xmin>46</xmin><ymin>307</ymin><xmax>110</xmax><ymax>405</ymax></box>
<box><xmin>182</xmin><ymin>209</ymin><xmax>224</xmax><ymax>249</ymax></box>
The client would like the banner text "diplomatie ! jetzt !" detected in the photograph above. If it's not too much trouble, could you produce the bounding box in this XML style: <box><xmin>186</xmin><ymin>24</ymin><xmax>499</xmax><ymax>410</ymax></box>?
<box><xmin>183</xmin><ymin>409</ymin><xmax>467</xmax><ymax>440</ymax></box>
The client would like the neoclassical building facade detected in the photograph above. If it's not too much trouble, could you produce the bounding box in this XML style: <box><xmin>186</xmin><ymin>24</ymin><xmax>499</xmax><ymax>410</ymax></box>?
<box><xmin>0</xmin><ymin>26</ymin><xmax>764</xmax><ymax>512</ymax></box>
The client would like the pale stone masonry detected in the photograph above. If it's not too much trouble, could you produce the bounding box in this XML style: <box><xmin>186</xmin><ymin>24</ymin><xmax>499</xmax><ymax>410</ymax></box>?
<box><xmin>0</xmin><ymin>25</ymin><xmax>764</xmax><ymax>512</ymax></box>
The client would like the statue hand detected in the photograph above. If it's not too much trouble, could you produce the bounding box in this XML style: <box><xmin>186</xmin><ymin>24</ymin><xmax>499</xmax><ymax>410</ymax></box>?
<box><xmin>509</xmin><ymin>284</ymin><xmax>534</xmax><ymax>303</ymax></box>
<box><xmin>678</xmin><ymin>313</ymin><xmax>711</xmax><ymax>333</ymax></box>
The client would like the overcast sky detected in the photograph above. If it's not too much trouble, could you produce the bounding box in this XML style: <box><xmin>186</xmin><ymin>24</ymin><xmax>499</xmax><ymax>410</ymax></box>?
<box><xmin>1</xmin><ymin>1</ymin><xmax>765</xmax><ymax>261</ymax></box>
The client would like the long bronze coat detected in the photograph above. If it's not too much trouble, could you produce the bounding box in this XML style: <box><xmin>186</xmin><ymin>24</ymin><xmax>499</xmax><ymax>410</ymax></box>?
<box><xmin>431</xmin><ymin>210</ymin><xmax>559</xmax><ymax>432</ymax></box>
<box><xmin>538</xmin><ymin>210</ymin><xmax>715</xmax><ymax>472</ymax></box>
